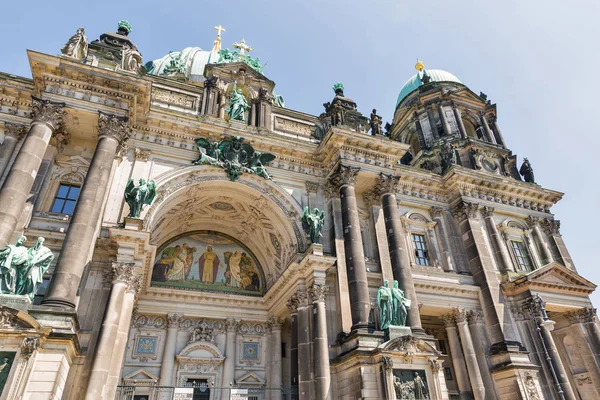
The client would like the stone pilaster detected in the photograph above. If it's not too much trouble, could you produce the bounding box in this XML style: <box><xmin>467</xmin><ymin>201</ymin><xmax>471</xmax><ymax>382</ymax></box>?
<box><xmin>441</xmin><ymin>312</ymin><xmax>472</xmax><ymax>398</ymax></box>
<box><xmin>451</xmin><ymin>103</ymin><xmax>467</xmax><ymax>139</ymax></box>
<box><xmin>43</xmin><ymin>112</ymin><xmax>130</xmax><ymax>308</ymax></box>
<box><xmin>430</xmin><ymin>207</ymin><xmax>456</xmax><ymax>272</ymax></box>
<box><xmin>309</xmin><ymin>283</ymin><xmax>330</xmax><ymax>400</ymax></box>
<box><xmin>438</xmin><ymin>102</ymin><xmax>452</xmax><ymax>136</ymax></box>
<box><xmin>85</xmin><ymin>262</ymin><xmax>135</xmax><ymax>399</ymax></box>
<box><xmin>296</xmin><ymin>289</ymin><xmax>313</xmax><ymax>399</ymax></box>
<box><xmin>286</xmin><ymin>296</ymin><xmax>299</xmax><ymax>399</ymax></box>
<box><xmin>375</xmin><ymin>173</ymin><xmax>423</xmax><ymax>333</ymax></box>
<box><xmin>541</xmin><ymin>218</ymin><xmax>574</xmax><ymax>269</ymax></box>
<box><xmin>0</xmin><ymin>97</ymin><xmax>64</xmax><ymax>247</ymax></box>
<box><xmin>328</xmin><ymin>164</ymin><xmax>371</xmax><ymax>330</ymax></box>
<box><xmin>159</xmin><ymin>313</ymin><xmax>181</xmax><ymax>394</ymax></box>
<box><xmin>0</xmin><ymin>122</ymin><xmax>27</xmax><ymax>179</ymax></box>
<box><xmin>455</xmin><ymin>309</ymin><xmax>486</xmax><ymax>400</ymax></box>
<box><xmin>525</xmin><ymin>216</ymin><xmax>553</xmax><ymax>265</ymax></box>
<box><xmin>565</xmin><ymin>308</ymin><xmax>600</xmax><ymax>396</ymax></box>
<box><xmin>426</xmin><ymin>106</ymin><xmax>439</xmax><ymax>140</ymax></box>
<box><xmin>267</xmin><ymin>316</ymin><xmax>283</xmax><ymax>400</ymax></box>
<box><xmin>221</xmin><ymin>317</ymin><xmax>238</xmax><ymax>400</ymax></box>
<box><xmin>467</xmin><ymin>310</ymin><xmax>498</xmax><ymax>399</ymax></box>
<box><xmin>480</xmin><ymin>206</ymin><xmax>513</xmax><ymax>273</ymax></box>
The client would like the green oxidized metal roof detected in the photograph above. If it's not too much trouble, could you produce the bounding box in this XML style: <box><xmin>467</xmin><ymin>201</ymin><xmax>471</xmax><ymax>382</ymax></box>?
<box><xmin>396</xmin><ymin>69</ymin><xmax>462</xmax><ymax>107</ymax></box>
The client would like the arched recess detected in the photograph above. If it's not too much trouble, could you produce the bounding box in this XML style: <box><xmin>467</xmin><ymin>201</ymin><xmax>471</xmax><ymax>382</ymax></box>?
<box><xmin>142</xmin><ymin>165</ymin><xmax>306</xmax><ymax>288</ymax></box>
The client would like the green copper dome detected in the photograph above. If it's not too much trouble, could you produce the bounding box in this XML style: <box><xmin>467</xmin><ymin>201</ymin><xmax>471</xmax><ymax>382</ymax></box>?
<box><xmin>396</xmin><ymin>69</ymin><xmax>462</xmax><ymax>107</ymax></box>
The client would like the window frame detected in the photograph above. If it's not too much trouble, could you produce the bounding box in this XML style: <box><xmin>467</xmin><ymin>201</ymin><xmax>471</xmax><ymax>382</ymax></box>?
<box><xmin>510</xmin><ymin>239</ymin><xmax>534</xmax><ymax>272</ymax></box>
<box><xmin>50</xmin><ymin>183</ymin><xmax>81</xmax><ymax>215</ymax></box>
<box><xmin>402</xmin><ymin>213</ymin><xmax>441</xmax><ymax>268</ymax></box>
<box><xmin>498</xmin><ymin>220</ymin><xmax>541</xmax><ymax>273</ymax></box>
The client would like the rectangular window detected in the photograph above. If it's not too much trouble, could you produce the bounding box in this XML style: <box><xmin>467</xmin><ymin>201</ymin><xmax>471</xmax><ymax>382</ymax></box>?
<box><xmin>51</xmin><ymin>184</ymin><xmax>80</xmax><ymax>215</ymax></box>
<box><xmin>511</xmin><ymin>240</ymin><xmax>533</xmax><ymax>272</ymax></box>
<box><xmin>444</xmin><ymin>367</ymin><xmax>453</xmax><ymax>381</ymax></box>
<box><xmin>411</xmin><ymin>233</ymin><xmax>430</xmax><ymax>265</ymax></box>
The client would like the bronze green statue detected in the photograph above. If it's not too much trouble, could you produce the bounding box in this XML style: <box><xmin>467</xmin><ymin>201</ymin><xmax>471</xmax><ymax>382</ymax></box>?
<box><xmin>0</xmin><ymin>236</ymin><xmax>55</xmax><ymax>300</ymax></box>
<box><xmin>377</xmin><ymin>280</ymin><xmax>393</xmax><ymax>330</ymax></box>
<box><xmin>391</xmin><ymin>280</ymin><xmax>411</xmax><ymax>326</ymax></box>
<box><xmin>226</xmin><ymin>81</ymin><xmax>250</xmax><ymax>121</ymax></box>
<box><xmin>124</xmin><ymin>178</ymin><xmax>157</xmax><ymax>218</ymax></box>
<box><xmin>301</xmin><ymin>207</ymin><xmax>325</xmax><ymax>244</ymax></box>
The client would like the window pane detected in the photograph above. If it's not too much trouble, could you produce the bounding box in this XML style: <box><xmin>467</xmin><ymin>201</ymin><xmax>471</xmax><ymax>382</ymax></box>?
<box><xmin>62</xmin><ymin>200</ymin><xmax>76</xmax><ymax>215</ymax></box>
<box><xmin>67</xmin><ymin>186</ymin><xmax>80</xmax><ymax>200</ymax></box>
<box><xmin>57</xmin><ymin>185</ymin><xmax>69</xmax><ymax>198</ymax></box>
<box><xmin>511</xmin><ymin>240</ymin><xmax>532</xmax><ymax>271</ymax></box>
<box><xmin>51</xmin><ymin>199</ymin><xmax>65</xmax><ymax>213</ymax></box>
<box><xmin>411</xmin><ymin>234</ymin><xmax>430</xmax><ymax>265</ymax></box>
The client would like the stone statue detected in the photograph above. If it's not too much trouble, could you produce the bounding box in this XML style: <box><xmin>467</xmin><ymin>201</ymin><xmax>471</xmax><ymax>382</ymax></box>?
<box><xmin>377</xmin><ymin>280</ymin><xmax>393</xmax><ymax>330</ymax></box>
<box><xmin>369</xmin><ymin>109</ymin><xmax>383</xmax><ymax>136</ymax></box>
<box><xmin>519</xmin><ymin>158</ymin><xmax>535</xmax><ymax>183</ymax></box>
<box><xmin>124</xmin><ymin>178</ymin><xmax>157</xmax><ymax>218</ymax></box>
<box><xmin>0</xmin><ymin>236</ymin><xmax>54</xmax><ymax>300</ymax></box>
<box><xmin>226</xmin><ymin>82</ymin><xmax>250</xmax><ymax>121</ymax></box>
<box><xmin>122</xmin><ymin>43</ymin><xmax>143</xmax><ymax>73</ymax></box>
<box><xmin>439</xmin><ymin>140</ymin><xmax>457</xmax><ymax>172</ymax></box>
<box><xmin>413</xmin><ymin>372</ymin><xmax>428</xmax><ymax>399</ymax></box>
<box><xmin>60</xmin><ymin>28</ymin><xmax>88</xmax><ymax>60</ymax></box>
<box><xmin>301</xmin><ymin>207</ymin><xmax>325</xmax><ymax>244</ymax></box>
<box><xmin>391</xmin><ymin>280</ymin><xmax>411</xmax><ymax>326</ymax></box>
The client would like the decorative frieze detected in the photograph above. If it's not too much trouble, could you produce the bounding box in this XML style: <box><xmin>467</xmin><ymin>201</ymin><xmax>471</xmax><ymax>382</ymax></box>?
<box><xmin>151</xmin><ymin>87</ymin><xmax>199</xmax><ymax>110</ymax></box>
<box><xmin>327</xmin><ymin>164</ymin><xmax>360</xmax><ymax>191</ymax></box>
<box><xmin>273</xmin><ymin>116</ymin><xmax>315</xmax><ymax>137</ymax></box>
<box><xmin>31</xmin><ymin>97</ymin><xmax>65</xmax><ymax>129</ymax></box>
<box><xmin>134</xmin><ymin>148</ymin><xmax>151</xmax><ymax>161</ymax></box>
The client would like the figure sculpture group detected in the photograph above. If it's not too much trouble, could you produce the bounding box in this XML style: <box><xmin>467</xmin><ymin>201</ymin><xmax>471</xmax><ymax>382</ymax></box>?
<box><xmin>0</xmin><ymin>236</ymin><xmax>54</xmax><ymax>300</ymax></box>
<box><xmin>377</xmin><ymin>280</ymin><xmax>411</xmax><ymax>330</ymax></box>
<box><xmin>394</xmin><ymin>372</ymin><xmax>429</xmax><ymax>400</ymax></box>
<box><xmin>301</xmin><ymin>207</ymin><xmax>325</xmax><ymax>244</ymax></box>
<box><xmin>124</xmin><ymin>178</ymin><xmax>157</xmax><ymax>218</ymax></box>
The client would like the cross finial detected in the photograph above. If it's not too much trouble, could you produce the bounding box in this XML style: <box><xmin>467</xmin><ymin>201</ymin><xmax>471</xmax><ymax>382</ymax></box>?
<box><xmin>232</xmin><ymin>38</ymin><xmax>252</xmax><ymax>55</ymax></box>
<box><xmin>214</xmin><ymin>25</ymin><xmax>225</xmax><ymax>37</ymax></box>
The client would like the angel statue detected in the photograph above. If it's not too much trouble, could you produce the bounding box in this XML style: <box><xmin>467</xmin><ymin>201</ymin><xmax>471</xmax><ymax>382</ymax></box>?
<box><xmin>226</xmin><ymin>81</ymin><xmax>250</xmax><ymax>121</ymax></box>
<box><xmin>124</xmin><ymin>178</ymin><xmax>157</xmax><ymax>218</ymax></box>
<box><xmin>301</xmin><ymin>207</ymin><xmax>325</xmax><ymax>244</ymax></box>
<box><xmin>193</xmin><ymin>138</ymin><xmax>222</xmax><ymax>166</ymax></box>
<box><xmin>60</xmin><ymin>27</ymin><xmax>89</xmax><ymax>60</ymax></box>
<box><xmin>247</xmin><ymin>151</ymin><xmax>276</xmax><ymax>180</ymax></box>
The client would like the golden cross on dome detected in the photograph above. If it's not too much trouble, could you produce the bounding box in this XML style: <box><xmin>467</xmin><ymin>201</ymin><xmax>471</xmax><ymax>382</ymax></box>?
<box><xmin>233</xmin><ymin>39</ymin><xmax>252</xmax><ymax>55</ymax></box>
<box><xmin>212</xmin><ymin>25</ymin><xmax>226</xmax><ymax>52</ymax></box>
<box><xmin>214</xmin><ymin>25</ymin><xmax>225</xmax><ymax>37</ymax></box>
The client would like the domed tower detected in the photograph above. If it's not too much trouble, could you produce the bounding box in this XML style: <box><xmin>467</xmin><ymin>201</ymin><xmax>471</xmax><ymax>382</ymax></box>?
<box><xmin>389</xmin><ymin>61</ymin><xmax>519</xmax><ymax>180</ymax></box>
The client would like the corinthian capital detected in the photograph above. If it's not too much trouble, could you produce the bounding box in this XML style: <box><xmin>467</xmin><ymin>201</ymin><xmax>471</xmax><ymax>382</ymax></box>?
<box><xmin>3</xmin><ymin>122</ymin><xmax>27</xmax><ymax>139</ymax></box>
<box><xmin>565</xmin><ymin>307</ymin><xmax>597</xmax><ymax>324</ymax></box>
<box><xmin>430</xmin><ymin>206</ymin><xmax>444</xmax><ymax>219</ymax></box>
<box><xmin>31</xmin><ymin>97</ymin><xmax>65</xmax><ymax>130</ymax></box>
<box><xmin>450</xmin><ymin>202</ymin><xmax>480</xmax><ymax>221</ymax></box>
<box><xmin>98</xmin><ymin>111</ymin><xmax>130</xmax><ymax>145</ymax></box>
<box><xmin>327</xmin><ymin>164</ymin><xmax>360</xmax><ymax>192</ymax></box>
<box><xmin>266</xmin><ymin>316</ymin><xmax>283</xmax><ymax>331</ymax></box>
<box><xmin>167</xmin><ymin>313</ymin><xmax>181</xmax><ymax>329</ymax></box>
<box><xmin>373</xmin><ymin>173</ymin><xmax>399</xmax><ymax>197</ymax></box>
<box><xmin>480</xmin><ymin>206</ymin><xmax>495</xmax><ymax>218</ymax></box>
<box><xmin>308</xmin><ymin>283</ymin><xmax>329</xmax><ymax>303</ymax></box>
<box><xmin>111</xmin><ymin>262</ymin><xmax>136</xmax><ymax>284</ymax></box>
<box><xmin>541</xmin><ymin>218</ymin><xmax>561</xmax><ymax>235</ymax></box>
<box><xmin>286</xmin><ymin>294</ymin><xmax>300</xmax><ymax>314</ymax></box>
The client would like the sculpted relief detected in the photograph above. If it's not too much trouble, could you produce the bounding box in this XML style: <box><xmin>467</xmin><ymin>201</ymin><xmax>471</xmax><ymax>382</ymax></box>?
<box><xmin>151</xmin><ymin>231</ymin><xmax>264</xmax><ymax>296</ymax></box>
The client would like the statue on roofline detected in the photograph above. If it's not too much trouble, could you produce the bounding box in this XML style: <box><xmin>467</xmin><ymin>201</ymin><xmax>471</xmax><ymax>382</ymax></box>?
<box><xmin>61</xmin><ymin>27</ymin><xmax>88</xmax><ymax>61</ymax></box>
<box><xmin>370</xmin><ymin>108</ymin><xmax>383</xmax><ymax>136</ymax></box>
<box><xmin>301</xmin><ymin>207</ymin><xmax>325</xmax><ymax>244</ymax></box>
<box><xmin>124</xmin><ymin>178</ymin><xmax>157</xmax><ymax>218</ymax></box>
<box><xmin>226</xmin><ymin>81</ymin><xmax>250</xmax><ymax>121</ymax></box>
<box><xmin>519</xmin><ymin>157</ymin><xmax>535</xmax><ymax>183</ymax></box>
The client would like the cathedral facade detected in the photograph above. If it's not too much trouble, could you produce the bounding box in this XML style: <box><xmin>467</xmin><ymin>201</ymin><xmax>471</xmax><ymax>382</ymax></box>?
<box><xmin>0</xmin><ymin>21</ymin><xmax>598</xmax><ymax>400</ymax></box>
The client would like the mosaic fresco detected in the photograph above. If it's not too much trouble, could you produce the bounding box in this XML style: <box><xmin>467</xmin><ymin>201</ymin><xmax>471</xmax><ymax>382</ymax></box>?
<box><xmin>151</xmin><ymin>231</ymin><xmax>264</xmax><ymax>296</ymax></box>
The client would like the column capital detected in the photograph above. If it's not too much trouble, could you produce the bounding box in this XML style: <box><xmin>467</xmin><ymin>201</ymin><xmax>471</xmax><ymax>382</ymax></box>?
<box><xmin>134</xmin><ymin>147</ymin><xmax>151</xmax><ymax>161</ymax></box>
<box><xmin>454</xmin><ymin>308</ymin><xmax>469</xmax><ymax>324</ymax></box>
<box><xmin>428</xmin><ymin>358</ymin><xmax>443</xmax><ymax>373</ymax></box>
<box><xmin>126</xmin><ymin>274</ymin><xmax>142</xmax><ymax>294</ymax></box>
<box><xmin>295</xmin><ymin>289</ymin><xmax>309</xmax><ymax>307</ymax></box>
<box><xmin>3</xmin><ymin>122</ymin><xmax>27</xmax><ymax>139</ymax></box>
<box><xmin>441</xmin><ymin>312</ymin><xmax>457</xmax><ymax>327</ymax></box>
<box><xmin>266</xmin><ymin>316</ymin><xmax>283</xmax><ymax>331</ymax></box>
<box><xmin>541</xmin><ymin>218</ymin><xmax>561</xmax><ymax>236</ymax></box>
<box><xmin>225</xmin><ymin>317</ymin><xmax>239</xmax><ymax>332</ymax></box>
<box><xmin>308</xmin><ymin>283</ymin><xmax>329</xmax><ymax>303</ymax></box>
<box><xmin>111</xmin><ymin>262</ymin><xmax>136</xmax><ymax>285</ymax></box>
<box><xmin>480</xmin><ymin>205</ymin><xmax>495</xmax><ymax>218</ymax></box>
<box><xmin>21</xmin><ymin>336</ymin><xmax>41</xmax><ymax>360</ymax></box>
<box><xmin>429</xmin><ymin>206</ymin><xmax>444</xmax><ymax>219</ymax></box>
<box><xmin>31</xmin><ymin>96</ymin><xmax>65</xmax><ymax>130</ymax></box>
<box><xmin>466</xmin><ymin>310</ymin><xmax>484</xmax><ymax>325</ymax></box>
<box><xmin>525</xmin><ymin>216</ymin><xmax>540</xmax><ymax>228</ymax></box>
<box><xmin>450</xmin><ymin>202</ymin><xmax>479</xmax><ymax>221</ymax></box>
<box><xmin>305</xmin><ymin>181</ymin><xmax>320</xmax><ymax>194</ymax></box>
<box><xmin>382</xmin><ymin>355</ymin><xmax>394</xmax><ymax>371</ymax></box>
<box><xmin>286</xmin><ymin>293</ymin><xmax>300</xmax><ymax>314</ymax></box>
<box><xmin>327</xmin><ymin>164</ymin><xmax>360</xmax><ymax>192</ymax></box>
<box><xmin>373</xmin><ymin>172</ymin><xmax>399</xmax><ymax>197</ymax></box>
<box><xmin>167</xmin><ymin>313</ymin><xmax>181</xmax><ymax>329</ymax></box>
<box><xmin>98</xmin><ymin>111</ymin><xmax>130</xmax><ymax>149</ymax></box>
<box><xmin>565</xmin><ymin>307</ymin><xmax>597</xmax><ymax>324</ymax></box>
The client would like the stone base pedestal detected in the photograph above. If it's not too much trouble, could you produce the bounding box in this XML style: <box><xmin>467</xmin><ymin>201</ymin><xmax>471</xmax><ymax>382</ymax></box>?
<box><xmin>384</xmin><ymin>325</ymin><xmax>411</xmax><ymax>341</ymax></box>
<box><xmin>123</xmin><ymin>217</ymin><xmax>143</xmax><ymax>231</ymax></box>
<box><xmin>338</xmin><ymin>329</ymin><xmax>385</xmax><ymax>354</ymax></box>
<box><xmin>0</xmin><ymin>294</ymin><xmax>31</xmax><ymax>311</ymax></box>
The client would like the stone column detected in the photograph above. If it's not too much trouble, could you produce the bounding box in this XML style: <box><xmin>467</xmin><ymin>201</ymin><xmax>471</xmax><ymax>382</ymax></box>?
<box><xmin>441</xmin><ymin>313</ymin><xmax>472</xmax><ymax>398</ymax></box>
<box><xmin>309</xmin><ymin>283</ymin><xmax>330</xmax><ymax>400</ymax></box>
<box><xmin>430</xmin><ymin>207</ymin><xmax>456</xmax><ymax>272</ymax></box>
<box><xmin>480</xmin><ymin>206</ymin><xmax>513</xmax><ymax>273</ymax></box>
<box><xmin>525</xmin><ymin>217</ymin><xmax>553</xmax><ymax>265</ymax></box>
<box><xmin>455</xmin><ymin>309</ymin><xmax>486</xmax><ymax>400</ymax></box>
<box><xmin>480</xmin><ymin>113</ymin><xmax>496</xmax><ymax>144</ymax></box>
<box><xmin>328</xmin><ymin>164</ymin><xmax>371</xmax><ymax>330</ymax></box>
<box><xmin>267</xmin><ymin>317</ymin><xmax>283</xmax><ymax>400</ymax></box>
<box><xmin>286</xmin><ymin>296</ymin><xmax>299</xmax><ymax>399</ymax></box>
<box><xmin>43</xmin><ymin>112</ymin><xmax>130</xmax><ymax>308</ymax></box>
<box><xmin>467</xmin><ymin>310</ymin><xmax>498</xmax><ymax>400</ymax></box>
<box><xmin>438</xmin><ymin>103</ymin><xmax>452</xmax><ymax>136</ymax></box>
<box><xmin>85</xmin><ymin>262</ymin><xmax>134</xmax><ymax>399</ymax></box>
<box><xmin>159</xmin><ymin>313</ymin><xmax>181</xmax><ymax>392</ymax></box>
<box><xmin>452</xmin><ymin>103</ymin><xmax>467</xmax><ymax>139</ymax></box>
<box><xmin>541</xmin><ymin>219</ymin><xmax>575</xmax><ymax>269</ymax></box>
<box><xmin>0</xmin><ymin>123</ymin><xmax>27</xmax><ymax>180</ymax></box>
<box><xmin>426</xmin><ymin>106</ymin><xmax>440</xmax><ymax>140</ymax></box>
<box><xmin>376</xmin><ymin>173</ymin><xmax>423</xmax><ymax>333</ymax></box>
<box><xmin>296</xmin><ymin>289</ymin><xmax>313</xmax><ymax>399</ymax></box>
<box><xmin>489</xmin><ymin>115</ymin><xmax>506</xmax><ymax>147</ymax></box>
<box><xmin>413</xmin><ymin>113</ymin><xmax>428</xmax><ymax>149</ymax></box>
<box><xmin>0</xmin><ymin>98</ymin><xmax>64</xmax><ymax>247</ymax></box>
<box><xmin>104</xmin><ymin>274</ymin><xmax>141</xmax><ymax>400</ymax></box>
<box><xmin>221</xmin><ymin>318</ymin><xmax>238</xmax><ymax>400</ymax></box>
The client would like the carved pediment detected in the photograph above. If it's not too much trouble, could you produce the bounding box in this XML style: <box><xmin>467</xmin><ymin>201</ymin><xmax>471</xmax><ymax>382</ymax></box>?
<box><xmin>123</xmin><ymin>368</ymin><xmax>159</xmax><ymax>383</ymax></box>
<box><xmin>204</xmin><ymin>62</ymin><xmax>275</xmax><ymax>92</ymax></box>
<box><xmin>236</xmin><ymin>372</ymin><xmax>265</xmax><ymax>386</ymax></box>
<box><xmin>381</xmin><ymin>335</ymin><xmax>440</xmax><ymax>364</ymax></box>
<box><xmin>502</xmin><ymin>262</ymin><xmax>596</xmax><ymax>296</ymax></box>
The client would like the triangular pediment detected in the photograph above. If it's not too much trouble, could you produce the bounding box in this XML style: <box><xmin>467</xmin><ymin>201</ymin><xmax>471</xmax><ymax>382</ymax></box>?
<box><xmin>123</xmin><ymin>368</ymin><xmax>159</xmax><ymax>382</ymax></box>
<box><xmin>236</xmin><ymin>372</ymin><xmax>265</xmax><ymax>386</ymax></box>
<box><xmin>55</xmin><ymin>155</ymin><xmax>90</xmax><ymax>169</ymax></box>
<box><xmin>502</xmin><ymin>262</ymin><xmax>596</xmax><ymax>296</ymax></box>
<box><xmin>205</xmin><ymin>62</ymin><xmax>275</xmax><ymax>90</ymax></box>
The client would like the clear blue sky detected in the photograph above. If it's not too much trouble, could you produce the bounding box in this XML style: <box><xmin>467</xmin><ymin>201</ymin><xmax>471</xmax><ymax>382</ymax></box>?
<box><xmin>3</xmin><ymin>1</ymin><xmax>600</xmax><ymax>306</ymax></box>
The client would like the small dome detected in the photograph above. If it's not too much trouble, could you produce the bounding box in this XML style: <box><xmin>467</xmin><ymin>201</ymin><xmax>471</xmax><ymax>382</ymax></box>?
<box><xmin>145</xmin><ymin>47</ymin><xmax>219</xmax><ymax>82</ymax></box>
<box><xmin>396</xmin><ymin>69</ymin><xmax>462</xmax><ymax>107</ymax></box>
